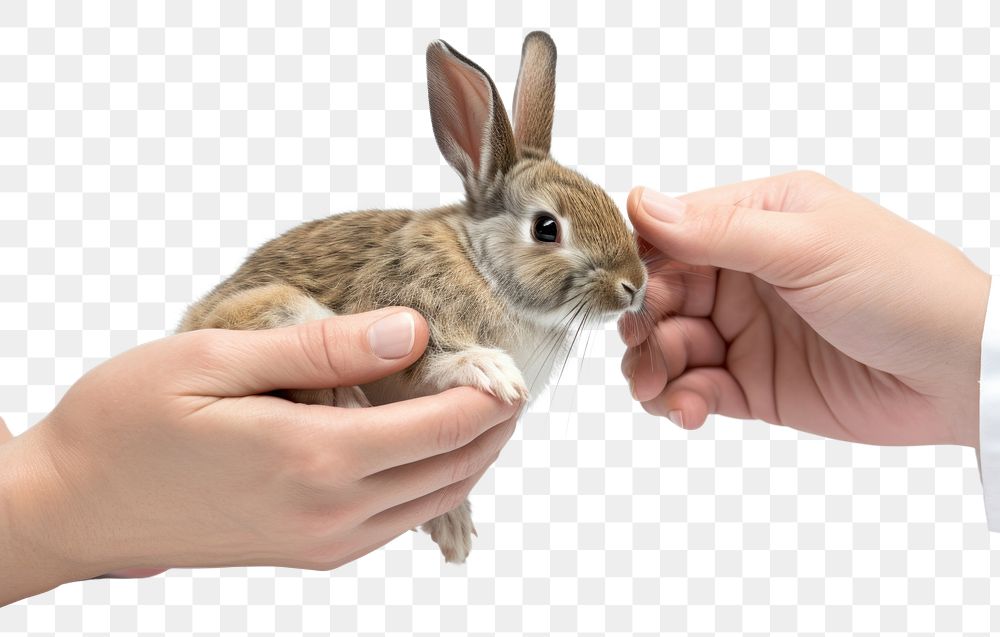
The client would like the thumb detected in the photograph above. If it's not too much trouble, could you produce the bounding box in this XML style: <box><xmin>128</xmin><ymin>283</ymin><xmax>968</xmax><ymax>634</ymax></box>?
<box><xmin>182</xmin><ymin>307</ymin><xmax>430</xmax><ymax>396</ymax></box>
<box><xmin>628</xmin><ymin>186</ymin><xmax>819</xmax><ymax>286</ymax></box>
<box><xmin>0</xmin><ymin>415</ymin><xmax>11</xmax><ymax>443</ymax></box>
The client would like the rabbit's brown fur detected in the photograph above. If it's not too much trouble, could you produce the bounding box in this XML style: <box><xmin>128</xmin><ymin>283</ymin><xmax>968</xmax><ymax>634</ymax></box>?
<box><xmin>180</xmin><ymin>32</ymin><xmax>647</xmax><ymax>563</ymax></box>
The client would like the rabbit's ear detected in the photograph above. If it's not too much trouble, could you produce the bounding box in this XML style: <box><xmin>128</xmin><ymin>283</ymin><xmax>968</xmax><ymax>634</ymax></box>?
<box><xmin>512</xmin><ymin>31</ymin><xmax>557</xmax><ymax>154</ymax></box>
<box><xmin>427</xmin><ymin>40</ymin><xmax>516</xmax><ymax>197</ymax></box>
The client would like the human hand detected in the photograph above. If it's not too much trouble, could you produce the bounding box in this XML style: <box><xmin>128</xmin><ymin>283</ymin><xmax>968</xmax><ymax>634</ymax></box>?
<box><xmin>620</xmin><ymin>171</ymin><xmax>990</xmax><ymax>447</ymax></box>
<box><xmin>0</xmin><ymin>308</ymin><xmax>519</xmax><ymax>605</ymax></box>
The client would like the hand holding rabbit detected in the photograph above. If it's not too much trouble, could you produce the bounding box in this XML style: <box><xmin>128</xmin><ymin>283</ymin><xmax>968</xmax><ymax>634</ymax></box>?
<box><xmin>0</xmin><ymin>309</ymin><xmax>519</xmax><ymax>605</ymax></box>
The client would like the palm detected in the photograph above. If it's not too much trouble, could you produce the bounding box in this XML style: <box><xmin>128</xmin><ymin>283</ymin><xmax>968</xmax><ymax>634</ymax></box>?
<box><xmin>711</xmin><ymin>270</ymin><xmax>941</xmax><ymax>445</ymax></box>
<box><xmin>622</xmin><ymin>253</ymin><xmax>966</xmax><ymax>447</ymax></box>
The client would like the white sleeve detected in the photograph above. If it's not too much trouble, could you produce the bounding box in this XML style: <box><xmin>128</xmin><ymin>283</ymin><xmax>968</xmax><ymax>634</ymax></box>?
<box><xmin>980</xmin><ymin>275</ymin><xmax>1000</xmax><ymax>531</ymax></box>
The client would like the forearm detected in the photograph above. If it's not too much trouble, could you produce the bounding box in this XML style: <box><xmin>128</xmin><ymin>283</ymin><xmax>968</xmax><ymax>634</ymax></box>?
<box><xmin>0</xmin><ymin>425</ymin><xmax>99</xmax><ymax>606</ymax></box>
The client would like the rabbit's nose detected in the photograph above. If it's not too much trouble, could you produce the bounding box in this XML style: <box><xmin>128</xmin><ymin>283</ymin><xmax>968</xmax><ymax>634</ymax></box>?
<box><xmin>621</xmin><ymin>282</ymin><xmax>637</xmax><ymax>302</ymax></box>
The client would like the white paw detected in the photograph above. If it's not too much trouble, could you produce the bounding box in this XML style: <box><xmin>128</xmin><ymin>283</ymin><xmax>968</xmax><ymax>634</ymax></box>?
<box><xmin>420</xmin><ymin>500</ymin><xmax>476</xmax><ymax>563</ymax></box>
<box><xmin>426</xmin><ymin>346</ymin><xmax>528</xmax><ymax>404</ymax></box>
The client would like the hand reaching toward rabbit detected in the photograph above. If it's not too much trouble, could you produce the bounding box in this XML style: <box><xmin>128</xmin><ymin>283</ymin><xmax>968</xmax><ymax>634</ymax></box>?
<box><xmin>620</xmin><ymin>171</ymin><xmax>990</xmax><ymax>447</ymax></box>
<box><xmin>0</xmin><ymin>309</ymin><xmax>520</xmax><ymax>606</ymax></box>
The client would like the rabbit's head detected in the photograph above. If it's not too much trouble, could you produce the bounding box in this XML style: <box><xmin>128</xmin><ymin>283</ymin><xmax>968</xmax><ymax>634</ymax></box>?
<box><xmin>426</xmin><ymin>32</ymin><xmax>647</xmax><ymax>327</ymax></box>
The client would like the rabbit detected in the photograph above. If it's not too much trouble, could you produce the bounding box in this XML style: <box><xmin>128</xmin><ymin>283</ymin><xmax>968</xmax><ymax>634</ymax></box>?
<box><xmin>178</xmin><ymin>31</ymin><xmax>648</xmax><ymax>563</ymax></box>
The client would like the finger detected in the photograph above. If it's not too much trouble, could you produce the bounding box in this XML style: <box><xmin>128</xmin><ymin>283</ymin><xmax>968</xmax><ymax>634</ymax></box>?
<box><xmin>361</xmin><ymin>464</ymin><xmax>488</xmax><ymax>540</ymax></box>
<box><xmin>641</xmin><ymin>367</ymin><xmax>751</xmax><ymax>430</ymax></box>
<box><xmin>0</xmin><ymin>416</ymin><xmax>11</xmax><ymax>443</ymax></box>
<box><xmin>627</xmin><ymin>184</ymin><xmax>826</xmax><ymax>287</ymax></box>
<box><xmin>220</xmin><ymin>386</ymin><xmax>519</xmax><ymax>474</ymax></box>
<box><xmin>179</xmin><ymin>307</ymin><xmax>430</xmax><ymax>396</ymax></box>
<box><xmin>322</xmin><ymin>387</ymin><xmax>520</xmax><ymax>475</ymax></box>
<box><xmin>623</xmin><ymin>317</ymin><xmax>727</xmax><ymax>402</ymax></box>
<box><xmin>658</xmin><ymin>170</ymin><xmax>841</xmax><ymax>213</ymax></box>
<box><xmin>358</xmin><ymin>414</ymin><xmax>515</xmax><ymax>513</ymax></box>
<box><xmin>621</xmin><ymin>337</ymin><xmax>667</xmax><ymax>401</ymax></box>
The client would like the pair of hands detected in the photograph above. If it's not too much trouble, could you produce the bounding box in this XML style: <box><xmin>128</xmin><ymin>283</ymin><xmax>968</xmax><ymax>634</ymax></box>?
<box><xmin>0</xmin><ymin>171</ymin><xmax>990</xmax><ymax>605</ymax></box>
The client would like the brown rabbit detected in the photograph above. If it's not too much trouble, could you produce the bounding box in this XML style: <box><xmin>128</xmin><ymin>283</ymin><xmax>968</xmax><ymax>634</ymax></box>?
<box><xmin>180</xmin><ymin>31</ymin><xmax>647</xmax><ymax>563</ymax></box>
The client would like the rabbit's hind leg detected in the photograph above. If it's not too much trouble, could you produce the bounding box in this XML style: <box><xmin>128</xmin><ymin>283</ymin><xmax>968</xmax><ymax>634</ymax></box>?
<box><xmin>420</xmin><ymin>499</ymin><xmax>475</xmax><ymax>564</ymax></box>
<box><xmin>416</xmin><ymin>346</ymin><xmax>528</xmax><ymax>563</ymax></box>
<box><xmin>196</xmin><ymin>283</ymin><xmax>369</xmax><ymax>409</ymax></box>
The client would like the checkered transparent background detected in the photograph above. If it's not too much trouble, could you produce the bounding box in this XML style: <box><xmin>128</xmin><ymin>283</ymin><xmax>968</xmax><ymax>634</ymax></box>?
<box><xmin>2</xmin><ymin>0</ymin><xmax>999</xmax><ymax>634</ymax></box>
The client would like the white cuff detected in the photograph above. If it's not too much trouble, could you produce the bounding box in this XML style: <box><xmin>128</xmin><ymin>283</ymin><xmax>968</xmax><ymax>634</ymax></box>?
<box><xmin>980</xmin><ymin>275</ymin><xmax>1000</xmax><ymax>531</ymax></box>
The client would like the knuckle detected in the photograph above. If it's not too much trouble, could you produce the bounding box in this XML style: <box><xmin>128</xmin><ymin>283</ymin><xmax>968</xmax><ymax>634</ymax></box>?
<box><xmin>299</xmin><ymin>318</ymin><xmax>345</xmax><ymax>378</ymax></box>
<box><xmin>499</xmin><ymin>420</ymin><xmax>517</xmax><ymax>447</ymax></box>
<box><xmin>435</xmin><ymin>409</ymin><xmax>473</xmax><ymax>452</ymax></box>
<box><xmin>431</xmin><ymin>482</ymin><xmax>472</xmax><ymax>518</ymax></box>
<box><xmin>291</xmin><ymin>456</ymin><xmax>330</xmax><ymax>493</ymax></box>
<box><xmin>448</xmin><ymin>442</ymin><xmax>486</xmax><ymax>484</ymax></box>
<box><xmin>696</xmin><ymin>203</ymin><xmax>740</xmax><ymax>258</ymax></box>
<box><xmin>183</xmin><ymin>329</ymin><xmax>233</xmax><ymax>369</ymax></box>
<box><xmin>290</xmin><ymin>501</ymin><xmax>362</xmax><ymax>546</ymax></box>
<box><xmin>487</xmin><ymin>420</ymin><xmax>516</xmax><ymax>455</ymax></box>
<box><xmin>280</xmin><ymin>442</ymin><xmax>362</xmax><ymax>505</ymax></box>
<box><xmin>793</xmin><ymin>169</ymin><xmax>828</xmax><ymax>186</ymax></box>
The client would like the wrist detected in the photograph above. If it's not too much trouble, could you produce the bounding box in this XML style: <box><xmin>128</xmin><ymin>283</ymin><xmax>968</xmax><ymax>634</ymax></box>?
<box><xmin>0</xmin><ymin>421</ymin><xmax>108</xmax><ymax>604</ymax></box>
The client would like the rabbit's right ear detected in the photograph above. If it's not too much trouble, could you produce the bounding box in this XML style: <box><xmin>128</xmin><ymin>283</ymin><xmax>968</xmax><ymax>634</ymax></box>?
<box><xmin>427</xmin><ymin>40</ymin><xmax>516</xmax><ymax>200</ymax></box>
<box><xmin>512</xmin><ymin>31</ymin><xmax>557</xmax><ymax>154</ymax></box>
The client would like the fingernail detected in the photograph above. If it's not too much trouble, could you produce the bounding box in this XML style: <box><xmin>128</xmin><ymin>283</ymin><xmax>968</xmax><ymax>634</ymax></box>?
<box><xmin>368</xmin><ymin>312</ymin><xmax>415</xmax><ymax>359</ymax></box>
<box><xmin>640</xmin><ymin>189</ymin><xmax>685</xmax><ymax>223</ymax></box>
<box><xmin>667</xmin><ymin>410</ymin><xmax>685</xmax><ymax>428</ymax></box>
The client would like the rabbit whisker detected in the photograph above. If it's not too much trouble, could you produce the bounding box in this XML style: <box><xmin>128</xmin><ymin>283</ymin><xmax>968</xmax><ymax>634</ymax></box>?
<box><xmin>552</xmin><ymin>302</ymin><xmax>593</xmax><ymax>393</ymax></box>
<box><xmin>572</xmin><ymin>306</ymin><xmax>599</xmax><ymax>388</ymax></box>
<box><xmin>525</xmin><ymin>295</ymin><xmax>589</xmax><ymax>396</ymax></box>
<box><xmin>523</xmin><ymin>293</ymin><xmax>584</xmax><ymax>371</ymax></box>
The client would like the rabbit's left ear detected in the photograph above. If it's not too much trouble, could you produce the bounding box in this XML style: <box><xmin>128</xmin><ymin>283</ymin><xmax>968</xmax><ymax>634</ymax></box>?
<box><xmin>427</xmin><ymin>40</ymin><xmax>516</xmax><ymax>199</ymax></box>
<box><xmin>512</xmin><ymin>31</ymin><xmax>557</xmax><ymax>154</ymax></box>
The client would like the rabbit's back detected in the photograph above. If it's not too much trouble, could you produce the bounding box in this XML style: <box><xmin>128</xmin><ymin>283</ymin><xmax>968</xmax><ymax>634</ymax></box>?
<box><xmin>180</xmin><ymin>206</ymin><xmax>517</xmax><ymax>357</ymax></box>
<box><xmin>180</xmin><ymin>209</ymin><xmax>410</xmax><ymax>331</ymax></box>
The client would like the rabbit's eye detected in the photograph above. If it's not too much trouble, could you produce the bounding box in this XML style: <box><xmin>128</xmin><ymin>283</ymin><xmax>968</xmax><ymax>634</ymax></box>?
<box><xmin>532</xmin><ymin>214</ymin><xmax>560</xmax><ymax>243</ymax></box>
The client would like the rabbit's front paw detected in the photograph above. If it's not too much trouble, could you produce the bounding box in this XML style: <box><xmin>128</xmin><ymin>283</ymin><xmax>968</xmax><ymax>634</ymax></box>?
<box><xmin>426</xmin><ymin>346</ymin><xmax>528</xmax><ymax>404</ymax></box>
<box><xmin>420</xmin><ymin>499</ymin><xmax>476</xmax><ymax>563</ymax></box>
